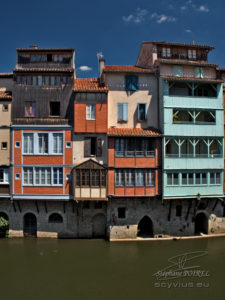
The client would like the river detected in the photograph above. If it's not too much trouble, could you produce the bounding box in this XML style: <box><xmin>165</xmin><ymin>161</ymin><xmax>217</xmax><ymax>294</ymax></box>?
<box><xmin>0</xmin><ymin>237</ymin><xmax>224</xmax><ymax>300</ymax></box>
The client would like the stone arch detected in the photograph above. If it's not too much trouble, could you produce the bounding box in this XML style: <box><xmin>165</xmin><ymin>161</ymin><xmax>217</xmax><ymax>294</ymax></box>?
<box><xmin>195</xmin><ymin>212</ymin><xmax>208</xmax><ymax>235</ymax></box>
<box><xmin>23</xmin><ymin>213</ymin><xmax>37</xmax><ymax>237</ymax></box>
<box><xmin>0</xmin><ymin>212</ymin><xmax>9</xmax><ymax>238</ymax></box>
<box><xmin>48</xmin><ymin>213</ymin><xmax>63</xmax><ymax>224</ymax></box>
<box><xmin>92</xmin><ymin>213</ymin><xmax>106</xmax><ymax>238</ymax></box>
<box><xmin>137</xmin><ymin>216</ymin><xmax>154</xmax><ymax>237</ymax></box>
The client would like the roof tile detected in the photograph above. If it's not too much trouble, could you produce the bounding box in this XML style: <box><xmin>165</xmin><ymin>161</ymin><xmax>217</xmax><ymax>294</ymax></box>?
<box><xmin>104</xmin><ymin>65</ymin><xmax>156</xmax><ymax>73</ymax></box>
<box><xmin>108</xmin><ymin>127</ymin><xmax>161</xmax><ymax>137</ymax></box>
<box><xmin>74</xmin><ymin>78</ymin><xmax>108</xmax><ymax>92</ymax></box>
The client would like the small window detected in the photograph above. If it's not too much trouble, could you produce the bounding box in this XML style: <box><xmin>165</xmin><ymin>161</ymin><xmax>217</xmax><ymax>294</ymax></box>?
<box><xmin>15</xmin><ymin>142</ymin><xmax>20</xmax><ymax>148</ymax></box>
<box><xmin>84</xmin><ymin>137</ymin><xmax>99</xmax><ymax>156</ymax></box>
<box><xmin>25</xmin><ymin>102</ymin><xmax>36</xmax><ymax>117</ymax></box>
<box><xmin>2</xmin><ymin>104</ymin><xmax>8</xmax><ymax>112</ymax></box>
<box><xmin>0</xmin><ymin>169</ymin><xmax>9</xmax><ymax>184</ymax></box>
<box><xmin>50</xmin><ymin>102</ymin><xmax>60</xmax><ymax>116</ymax></box>
<box><xmin>1</xmin><ymin>142</ymin><xmax>7</xmax><ymax>150</ymax></box>
<box><xmin>66</xmin><ymin>142</ymin><xmax>71</xmax><ymax>148</ymax></box>
<box><xmin>95</xmin><ymin>202</ymin><xmax>103</xmax><ymax>209</ymax></box>
<box><xmin>66</xmin><ymin>174</ymin><xmax>70</xmax><ymax>181</ymax></box>
<box><xmin>125</xmin><ymin>75</ymin><xmax>138</xmax><ymax>91</ymax></box>
<box><xmin>137</xmin><ymin>103</ymin><xmax>147</xmax><ymax>121</ymax></box>
<box><xmin>53</xmin><ymin>168</ymin><xmax>63</xmax><ymax>185</ymax></box>
<box><xmin>53</xmin><ymin>133</ymin><xmax>63</xmax><ymax>154</ymax></box>
<box><xmin>86</xmin><ymin>104</ymin><xmax>96</xmax><ymax>120</ymax></box>
<box><xmin>172</xmin><ymin>65</ymin><xmax>183</xmax><ymax>77</ymax></box>
<box><xmin>176</xmin><ymin>205</ymin><xmax>182</xmax><ymax>217</ymax></box>
<box><xmin>41</xmin><ymin>55</ymin><xmax>47</xmax><ymax>62</ymax></box>
<box><xmin>49</xmin><ymin>213</ymin><xmax>63</xmax><ymax>223</ymax></box>
<box><xmin>118</xmin><ymin>207</ymin><xmax>126</xmax><ymax>219</ymax></box>
<box><xmin>15</xmin><ymin>173</ymin><xmax>20</xmax><ymax>180</ymax></box>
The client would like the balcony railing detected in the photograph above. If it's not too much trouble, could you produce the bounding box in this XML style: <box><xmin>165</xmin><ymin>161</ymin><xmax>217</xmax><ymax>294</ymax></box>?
<box><xmin>158</xmin><ymin>52</ymin><xmax>208</xmax><ymax>61</ymax></box>
<box><xmin>115</xmin><ymin>150</ymin><xmax>155</xmax><ymax>157</ymax></box>
<box><xmin>165</xmin><ymin>154</ymin><xmax>222</xmax><ymax>158</ymax></box>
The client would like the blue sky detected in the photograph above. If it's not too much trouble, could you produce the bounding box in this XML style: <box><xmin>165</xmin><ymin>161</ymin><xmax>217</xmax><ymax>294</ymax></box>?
<box><xmin>1</xmin><ymin>0</ymin><xmax>225</xmax><ymax>77</ymax></box>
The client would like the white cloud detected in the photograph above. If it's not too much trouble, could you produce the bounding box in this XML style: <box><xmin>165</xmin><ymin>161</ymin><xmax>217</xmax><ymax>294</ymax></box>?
<box><xmin>122</xmin><ymin>8</ymin><xmax>148</xmax><ymax>24</ymax></box>
<box><xmin>151</xmin><ymin>13</ymin><xmax>176</xmax><ymax>23</ymax></box>
<box><xmin>79</xmin><ymin>66</ymin><xmax>92</xmax><ymax>71</ymax></box>
<box><xmin>185</xmin><ymin>29</ymin><xmax>192</xmax><ymax>33</ymax></box>
<box><xmin>198</xmin><ymin>5</ymin><xmax>209</xmax><ymax>12</ymax></box>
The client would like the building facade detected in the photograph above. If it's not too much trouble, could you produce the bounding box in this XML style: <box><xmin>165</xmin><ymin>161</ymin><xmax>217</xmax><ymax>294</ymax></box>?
<box><xmin>137</xmin><ymin>41</ymin><xmax>225</xmax><ymax>235</ymax></box>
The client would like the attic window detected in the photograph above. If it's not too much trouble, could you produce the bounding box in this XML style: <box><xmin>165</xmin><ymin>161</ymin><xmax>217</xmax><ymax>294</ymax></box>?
<box><xmin>50</xmin><ymin>102</ymin><xmax>60</xmax><ymax>116</ymax></box>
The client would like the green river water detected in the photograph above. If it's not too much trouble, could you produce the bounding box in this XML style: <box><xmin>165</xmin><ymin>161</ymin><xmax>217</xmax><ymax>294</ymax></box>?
<box><xmin>0</xmin><ymin>237</ymin><xmax>224</xmax><ymax>300</ymax></box>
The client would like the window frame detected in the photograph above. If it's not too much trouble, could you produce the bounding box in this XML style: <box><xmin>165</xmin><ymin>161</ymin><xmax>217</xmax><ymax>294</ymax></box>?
<box><xmin>0</xmin><ymin>168</ymin><xmax>9</xmax><ymax>184</ymax></box>
<box><xmin>117</xmin><ymin>102</ymin><xmax>128</xmax><ymax>122</ymax></box>
<box><xmin>137</xmin><ymin>103</ymin><xmax>147</xmax><ymax>121</ymax></box>
<box><xmin>86</xmin><ymin>104</ymin><xmax>96</xmax><ymax>120</ymax></box>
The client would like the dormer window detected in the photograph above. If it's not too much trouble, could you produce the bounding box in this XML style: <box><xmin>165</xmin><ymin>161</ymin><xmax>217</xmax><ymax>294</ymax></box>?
<box><xmin>162</xmin><ymin>48</ymin><xmax>171</xmax><ymax>58</ymax></box>
<box><xmin>188</xmin><ymin>49</ymin><xmax>197</xmax><ymax>60</ymax></box>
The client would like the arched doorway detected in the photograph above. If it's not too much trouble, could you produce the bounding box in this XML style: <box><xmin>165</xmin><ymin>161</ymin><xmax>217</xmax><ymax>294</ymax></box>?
<box><xmin>137</xmin><ymin>216</ymin><xmax>154</xmax><ymax>237</ymax></box>
<box><xmin>195</xmin><ymin>213</ymin><xmax>208</xmax><ymax>235</ymax></box>
<box><xmin>0</xmin><ymin>212</ymin><xmax>9</xmax><ymax>238</ymax></box>
<box><xmin>92</xmin><ymin>214</ymin><xmax>106</xmax><ymax>238</ymax></box>
<box><xmin>23</xmin><ymin>213</ymin><xmax>37</xmax><ymax>237</ymax></box>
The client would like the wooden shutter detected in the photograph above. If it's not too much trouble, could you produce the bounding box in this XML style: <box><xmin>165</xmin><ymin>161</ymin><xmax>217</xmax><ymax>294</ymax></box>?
<box><xmin>84</xmin><ymin>138</ymin><xmax>91</xmax><ymax>157</ymax></box>
<box><xmin>96</xmin><ymin>138</ymin><xmax>102</xmax><ymax>157</ymax></box>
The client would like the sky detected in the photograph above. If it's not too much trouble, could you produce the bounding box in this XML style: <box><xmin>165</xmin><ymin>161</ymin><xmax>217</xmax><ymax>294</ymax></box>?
<box><xmin>1</xmin><ymin>0</ymin><xmax>225</xmax><ymax>77</ymax></box>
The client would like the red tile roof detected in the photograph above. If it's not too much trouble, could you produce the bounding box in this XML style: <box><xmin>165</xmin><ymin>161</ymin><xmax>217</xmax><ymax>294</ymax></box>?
<box><xmin>108</xmin><ymin>127</ymin><xmax>161</xmax><ymax>137</ymax></box>
<box><xmin>161</xmin><ymin>76</ymin><xmax>223</xmax><ymax>83</ymax></box>
<box><xmin>0</xmin><ymin>91</ymin><xmax>12</xmax><ymax>99</ymax></box>
<box><xmin>104</xmin><ymin>65</ymin><xmax>156</xmax><ymax>73</ymax></box>
<box><xmin>156</xmin><ymin>59</ymin><xmax>217</xmax><ymax>67</ymax></box>
<box><xmin>74</xmin><ymin>78</ymin><xmax>108</xmax><ymax>92</ymax></box>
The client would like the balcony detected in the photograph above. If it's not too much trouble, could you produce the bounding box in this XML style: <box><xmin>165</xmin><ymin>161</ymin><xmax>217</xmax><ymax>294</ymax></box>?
<box><xmin>163</xmin><ymin>95</ymin><xmax>221</xmax><ymax>109</ymax></box>
<box><xmin>157</xmin><ymin>52</ymin><xmax>208</xmax><ymax>62</ymax></box>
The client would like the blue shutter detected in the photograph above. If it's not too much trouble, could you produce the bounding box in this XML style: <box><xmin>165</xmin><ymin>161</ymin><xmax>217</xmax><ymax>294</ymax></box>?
<box><xmin>131</xmin><ymin>76</ymin><xmax>138</xmax><ymax>91</ymax></box>
<box><xmin>123</xmin><ymin>103</ymin><xmax>128</xmax><ymax>121</ymax></box>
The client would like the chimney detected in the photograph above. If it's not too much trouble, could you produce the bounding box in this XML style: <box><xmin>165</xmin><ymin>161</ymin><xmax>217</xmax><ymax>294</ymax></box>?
<box><xmin>99</xmin><ymin>58</ymin><xmax>105</xmax><ymax>78</ymax></box>
<box><xmin>29</xmin><ymin>45</ymin><xmax>38</xmax><ymax>49</ymax></box>
<box><xmin>192</xmin><ymin>40</ymin><xmax>195</xmax><ymax>46</ymax></box>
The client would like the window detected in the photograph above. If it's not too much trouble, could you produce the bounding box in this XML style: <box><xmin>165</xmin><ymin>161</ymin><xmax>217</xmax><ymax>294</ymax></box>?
<box><xmin>49</xmin><ymin>213</ymin><xmax>63</xmax><ymax>223</ymax></box>
<box><xmin>45</xmin><ymin>76</ymin><xmax>49</xmax><ymax>86</ymax></box>
<box><xmin>15</xmin><ymin>173</ymin><xmax>20</xmax><ymax>180</ymax></box>
<box><xmin>53</xmin><ymin>133</ymin><xmax>63</xmax><ymax>154</ymax></box>
<box><xmin>50</xmin><ymin>102</ymin><xmax>60</xmax><ymax>116</ymax></box>
<box><xmin>167</xmin><ymin>173</ymin><xmax>179</xmax><ymax>185</ymax></box>
<box><xmin>188</xmin><ymin>49</ymin><xmax>197</xmax><ymax>59</ymax></box>
<box><xmin>41</xmin><ymin>55</ymin><xmax>47</xmax><ymax>62</ymax></box>
<box><xmin>53</xmin><ymin>168</ymin><xmax>63</xmax><ymax>185</ymax></box>
<box><xmin>125</xmin><ymin>75</ymin><xmax>138</xmax><ymax>91</ymax></box>
<box><xmin>117</xmin><ymin>103</ymin><xmax>128</xmax><ymax>122</ymax></box>
<box><xmin>32</xmin><ymin>76</ymin><xmax>37</xmax><ymax>86</ymax></box>
<box><xmin>115</xmin><ymin>138</ymin><xmax>155</xmax><ymax>157</ymax></box>
<box><xmin>23</xmin><ymin>167</ymin><xmax>33</xmax><ymax>185</ymax></box>
<box><xmin>172</xmin><ymin>65</ymin><xmax>183</xmax><ymax>77</ymax></box>
<box><xmin>195</xmin><ymin>67</ymin><xmax>204</xmax><ymax>79</ymax></box>
<box><xmin>51</xmin><ymin>76</ymin><xmax>55</xmax><ymax>86</ymax></box>
<box><xmin>25</xmin><ymin>102</ymin><xmax>36</xmax><ymax>117</ymax></box>
<box><xmin>91</xmin><ymin>170</ymin><xmax>100</xmax><ymax>186</ymax></box>
<box><xmin>162</xmin><ymin>48</ymin><xmax>171</xmax><ymax>57</ymax></box>
<box><xmin>137</xmin><ymin>103</ymin><xmax>147</xmax><ymax>121</ymax></box>
<box><xmin>86</xmin><ymin>104</ymin><xmax>96</xmax><ymax>120</ymax></box>
<box><xmin>2</xmin><ymin>104</ymin><xmax>8</xmax><ymax>112</ymax></box>
<box><xmin>47</xmin><ymin>54</ymin><xmax>52</xmax><ymax>62</ymax></box>
<box><xmin>0</xmin><ymin>169</ymin><xmax>9</xmax><ymax>184</ymax></box>
<box><xmin>38</xmin><ymin>76</ymin><xmax>42</xmax><ymax>86</ymax></box>
<box><xmin>176</xmin><ymin>205</ymin><xmax>182</xmax><ymax>217</ymax></box>
<box><xmin>1</xmin><ymin>142</ymin><xmax>7</xmax><ymax>150</ymax></box>
<box><xmin>118</xmin><ymin>207</ymin><xmax>126</xmax><ymax>219</ymax></box>
<box><xmin>56</xmin><ymin>76</ymin><xmax>61</xmax><ymax>86</ymax></box>
<box><xmin>84</xmin><ymin>137</ymin><xmax>102</xmax><ymax>157</ymax></box>
<box><xmin>31</xmin><ymin>55</ymin><xmax>36</xmax><ymax>62</ymax></box>
<box><xmin>23</xmin><ymin>133</ymin><xmax>33</xmax><ymax>154</ymax></box>
<box><xmin>35</xmin><ymin>167</ymin><xmax>51</xmax><ymax>185</ymax></box>
<box><xmin>210</xmin><ymin>172</ymin><xmax>221</xmax><ymax>184</ymax></box>
<box><xmin>66</xmin><ymin>174</ymin><xmax>70</xmax><ymax>181</ymax></box>
<box><xmin>15</xmin><ymin>142</ymin><xmax>20</xmax><ymax>148</ymax></box>
<box><xmin>38</xmin><ymin>133</ymin><xmax>48</xmax><ymax>154</ymax></box>
<box><xmin>115</xmin><ymin>169</ymin><xmax>154</xmax><ymax>187</ymax></box>
<box><xmin>75</xmin><ymin>169</ymin><xmax>106</xmax><ymax>187</ymax></box>
<box><xmin>27</xmin><ymin>76</ymin><xmax>31</xmax><ymax>85</ymax></box>
<box><xmin>66</xmin><ymin>142</ymin><xmax>71</xmax><ymax>148</ymax></box>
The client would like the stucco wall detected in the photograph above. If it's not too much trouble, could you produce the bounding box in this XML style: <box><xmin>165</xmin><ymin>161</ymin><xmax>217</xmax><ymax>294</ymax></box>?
<box><xmin>0</xmin><ymin>129</ymin><xmax>10</xmax><ymax>165</ymax></box>
<box><xmin>106</xmin><ymin>73</ymin><xmax>158</xmax><ymax>129</ymax></box>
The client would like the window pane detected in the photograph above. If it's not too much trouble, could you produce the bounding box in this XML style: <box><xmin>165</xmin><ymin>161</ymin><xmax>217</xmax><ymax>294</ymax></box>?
<box><xmin>196</xmin><ymin>173</ymin><xmax>200</xmax><ymax>184</ymax></box>
<box><xmin>182</xmin><ymin>173</ymin><xmax>187</xmax><ymax>185</ymax></box>
<box><xmin>47</xmin><ymin>169</ymin><xmax>51</xmax><ymax>184</ymax></box>
<box><xmin>216</xmin><ymin>173</ymin><xmax>221</xmax><ymax>184</ymax></box>
<box><xmin>173</xmin><ymin>173</ymin><xmax>179</xmax><ymax>185</ymax></box>
<box><xmin>41</xmin><ymin>168</ymin><xmax>45</xmax><ymax>184</ymax></box>
<box><xmin>51</xmin><ymin>76</ymin><xmax>55</xmax><ymax>86</ymax></box>
<box><xmin>167</xmin><ymin>173</ymin><xmax>172</xmax><ymax>185</ymax></box>
<box><xmin>35</xmin><ymin>168</ymin><xmax>40</xmax><ymax>184</ymax></box>
<box><xmin>45</xmin><ymin>76</ymin><xmax>49</xmax><ymax>86</ymax></box>
<box><xmin>24</xmin><ymin>168</ymin><xmax>28</xmax><ymax>184</ymax></box>
<box><xmin>136</xmin><ymin>170</ymin><xmax>144</xmax><ymax>186</ymax></box>
<box><xmin>38</xmin><ymin>76</ymin><xmax>42</xmax><ymax>86</ymax></box>
<box><xmin>188</xmin><ymin>173</ymin><xmax>194</xmax><ymax>184</ymax></box>
<box><xmin>202</xmin><ymin>173</ymin><xmax>207</xmax><ymax>184</ymax></box>
<box><xmin>210</xmin><ymin>173</ymin><xmax>215</xmax><ymax>184</ymax></box>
